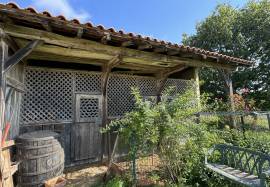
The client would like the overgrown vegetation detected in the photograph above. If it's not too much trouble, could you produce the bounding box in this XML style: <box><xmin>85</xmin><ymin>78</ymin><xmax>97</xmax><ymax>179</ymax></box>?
<box><xmin>102</xmin><ymin>86</ymin><xmax>270</xmax><ymax>187</ymax></box>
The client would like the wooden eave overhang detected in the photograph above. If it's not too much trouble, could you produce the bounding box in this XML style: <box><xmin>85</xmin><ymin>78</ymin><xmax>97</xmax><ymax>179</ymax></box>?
<box><xmin>0</xmin><ymin>2</ymin><xmax>254</xmax><ymax>74</ymax></box>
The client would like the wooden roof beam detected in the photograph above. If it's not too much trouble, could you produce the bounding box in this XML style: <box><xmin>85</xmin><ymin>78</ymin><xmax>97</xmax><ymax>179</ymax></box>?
<box><xmin>154</xmin><ymin>46</ymin><xmax>167</xmax><ymax>53</ymax></box>
<box><xmin>3</xmin><ymin>24</ymin><xmax>236</xmax><ymax>70</ymax></box>
<box><xmin>156</xmin><ymin>64</ymin><xmax>188</xmax><ymax>78</ymax></box>
<box><xmin>121</xmin><ymin>40</ymin><xmax>135</xmax><ymax>47</ymax></box>
<box><xmin>167</xmin><ymin>48</ymin><xmax>180</xmax><ymax>56</ymax></box>
<box><xmin>41</xmin><ymin>20</ymin><xmax>52</xmax><ymax>32</ymax></box>
<box><xmin>137</xmin><ymin>43</ymin><xmax>152</xmax><ymax>50</ymax></box>
<box><xmin>0</xmin><ymin>28</ymin><xmax>19</xmax><ymax>52</ymax></box>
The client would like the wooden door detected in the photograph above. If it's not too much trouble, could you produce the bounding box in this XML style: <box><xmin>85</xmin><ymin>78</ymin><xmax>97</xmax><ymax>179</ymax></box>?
<box><xmin>73</xmin><ymin>94</ymin><xmax>102</xmax><ymax>161</ymax></box>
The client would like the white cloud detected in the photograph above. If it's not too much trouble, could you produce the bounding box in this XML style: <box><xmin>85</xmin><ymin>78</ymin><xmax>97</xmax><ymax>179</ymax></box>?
<box><xmin>31</xmin><ymin>0</ymin><xmax>91</xmax><ymax>23</ymax></box>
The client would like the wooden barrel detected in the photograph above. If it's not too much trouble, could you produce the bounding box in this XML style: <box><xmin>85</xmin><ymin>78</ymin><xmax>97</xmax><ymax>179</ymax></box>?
<box><xmin>16</xmin><ymin>131</ymin><xmax>64</xmax><ymax>187</ymax></box>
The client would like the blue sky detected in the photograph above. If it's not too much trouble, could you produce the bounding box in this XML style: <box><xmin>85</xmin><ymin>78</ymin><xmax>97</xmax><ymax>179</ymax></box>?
<box><xmin>0</xmin><ymin>0</ymin><xmax>248</xmax><ymax>43</ymax></box>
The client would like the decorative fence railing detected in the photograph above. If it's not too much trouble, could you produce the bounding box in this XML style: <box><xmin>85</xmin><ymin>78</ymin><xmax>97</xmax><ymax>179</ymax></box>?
<box><xmin>197</xmin><ymin>111</ymin><xmax>270</xmax><ymax>130</ymax></box>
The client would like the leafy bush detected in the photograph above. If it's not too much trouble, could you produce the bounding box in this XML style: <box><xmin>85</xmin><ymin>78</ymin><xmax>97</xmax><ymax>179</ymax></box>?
<box><xmin>105</xmin><ymin>177</ymin><xmax>124</xmax><ymax>187</ymax></box>
<box><xmin>103</xmin><ymin>86</ymin><xmax>270</xmax><ymax>186</ymax></box>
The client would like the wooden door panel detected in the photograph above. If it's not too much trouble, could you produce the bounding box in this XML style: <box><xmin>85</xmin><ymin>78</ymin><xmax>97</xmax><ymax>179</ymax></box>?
<box><xmin>73</xmin><ymin>94</ymin><xmax>102</xmax><ymax>161</ymax></box>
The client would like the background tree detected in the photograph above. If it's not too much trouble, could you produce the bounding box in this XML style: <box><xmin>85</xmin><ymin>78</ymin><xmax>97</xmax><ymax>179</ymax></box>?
<box><xmin>182</xmin><ymin>0</ymin><xmax>270</xmax><ymax>110</ymax></box>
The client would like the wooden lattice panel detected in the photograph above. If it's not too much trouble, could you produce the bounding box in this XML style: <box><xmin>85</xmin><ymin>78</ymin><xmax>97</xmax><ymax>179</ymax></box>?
<box><xmin>108</xmin><ymin>74</ymin><xmax>137</xmax><ymax>117</ymax></box>
<box><xmin>21</xmin><ymin>68</ymin><xmax>194</xmax><ymax>123</ymax></box>
<box><xmin>79</xmin><ymin>98</ymin><xmax>99</xmax><ymax>119</ymax></box>
<box><xmin>75</xmin><ymin>72</ymin><xmax>101</xmax><ymax>93</ymax></box>
<box><xmin>162</xmin><ymin>79</ymin><xmax>195</xmax><ymax>96</ymax></box>
<box><xmin>20</xmin><ymin>68</ymin><xmax>73</xmax><ymax>124</ymax></box>
<box><xmin>108</xmin><ymin>74</ymin><xmax>158</xmax><ymax>117</ymax></box>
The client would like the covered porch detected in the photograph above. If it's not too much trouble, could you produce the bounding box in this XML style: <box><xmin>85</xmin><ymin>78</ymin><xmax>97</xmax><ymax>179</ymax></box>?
<box><xmin>0</xmin><ymin>2</ymin><xmax>253</xmax><ymax>186</ymax></box>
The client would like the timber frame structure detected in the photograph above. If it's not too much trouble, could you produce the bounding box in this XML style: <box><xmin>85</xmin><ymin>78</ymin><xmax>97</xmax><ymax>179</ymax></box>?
<box><xmin>0</xmin><ymin>2</ymin><xmax>253</xmax><ymax>170</ymax></box>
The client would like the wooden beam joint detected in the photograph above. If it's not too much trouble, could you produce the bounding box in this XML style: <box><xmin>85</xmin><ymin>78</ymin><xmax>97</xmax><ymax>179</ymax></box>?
<box><xmin>157</xmin><ymin>64</ymin><xmax>188</xmax><ymax>78</ymax></box>
<box><xmin>3</xmin><ymin>39</ymin><xmax>43</xmax><ymax>73</ymax></box>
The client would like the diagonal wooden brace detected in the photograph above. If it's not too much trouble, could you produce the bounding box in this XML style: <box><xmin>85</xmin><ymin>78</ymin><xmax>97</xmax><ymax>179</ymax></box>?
<box><xmin>3</xmin><ymin>39</ymin><xmax>42</xmax><ymax>73</ymax></box>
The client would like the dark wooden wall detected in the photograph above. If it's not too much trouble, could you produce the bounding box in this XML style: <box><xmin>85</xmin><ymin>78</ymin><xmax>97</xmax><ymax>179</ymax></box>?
<box><xmin>6</xmin><ymin>61</ymin><xmax>24</xmax><ymax>140</ymax></box>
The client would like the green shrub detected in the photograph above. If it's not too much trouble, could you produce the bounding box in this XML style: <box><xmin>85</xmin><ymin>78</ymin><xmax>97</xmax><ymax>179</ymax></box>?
<box><xmin>103</xmin><ymin>86</ymin><xmax>270</xmax><ymax>186</ymax></box>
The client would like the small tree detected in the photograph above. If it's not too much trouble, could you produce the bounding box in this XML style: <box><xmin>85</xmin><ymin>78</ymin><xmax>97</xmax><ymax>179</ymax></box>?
<box><xmin>102</xmin><ymin>85</ymin><xmax>212</xmax><ymax>185</ymax></box>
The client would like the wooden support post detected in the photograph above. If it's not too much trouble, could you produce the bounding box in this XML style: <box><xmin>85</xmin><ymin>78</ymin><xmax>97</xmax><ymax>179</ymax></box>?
<box><xmin>267</xmin><ymin>113</ymin><xmax>270</xmax><ymax>131</ymax></box>
<box><xmin>220</xmin><ymin>69</ymin><xmax>236</xmax><ymax>128</ymax></box>
<box><xmin>0</xmin><ymin>33</ymin><xmax>8</xmax><ymax>187</ymax></box>
<box><xmin>156</xmin><ymin>77</ymin><xmax>167</xmax><ymax>103</ymax></box>
<box><xmin>194</xmin><ymin>67</ymin><xmax>201</xmax><ymax>110</ymax></box>
<box><xmin>100</xmin><ymin>55</ymin><xmax>122</xmax><ymax>163</ymax></box>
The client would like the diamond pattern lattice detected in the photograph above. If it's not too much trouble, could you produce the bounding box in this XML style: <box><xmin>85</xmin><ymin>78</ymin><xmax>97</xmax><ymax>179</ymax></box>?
<box><xmin>108</xmin><ymin>74</ymin><xmax>159</xmax><ymax>117</ymax></box>
<box><xmin>21</xmin><ymin>68</ymin><xmax>193</xmax><ymax>122</ymax></box>
<box><xmin>20</xmin><ymin>68</ymin><xmax>73</xmax><ymax>124</ymax></box>
<box><xmin>162</xmin><ymin>79</ymin><xmax>195</xmax><ymax>96</ymax></box>
<box><xmin>108</xmin><ymin>74</ymin><xmax>137</xmax><ymax>117</ymax></box>
<box><xmin>75</xmin><ymin>72</ymin><xmax>101</xmax><ymax>93</ymax></box>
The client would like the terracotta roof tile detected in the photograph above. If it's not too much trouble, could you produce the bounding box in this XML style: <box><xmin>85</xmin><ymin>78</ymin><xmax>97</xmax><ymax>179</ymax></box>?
<box><xmin>57</xmin><ymin>15</ymin><xmax>67</xmax><ymax>21</ymax></box>
<box><xmin>42</xmin><ymin>11</ymin><xmax>52</xmax><ymax>17</ymax></box>
<box><xmin>7</xmin><ymin>2</ymin><xmax>19</xmax><ymax>9</ymax></box>
<box><xmin>84</xmin><ymin>22</ymin><xmax>93</xmax><ymax>28</ymax></box>
<box><xmin>0</xmin><ymin>2</ymin><xmax>253</xmax><ymax>66</ymax></box>
<box><xmin>97</xmin><ymin>25</ymin><xmax>105</xmax><ymax>30</ymax></box>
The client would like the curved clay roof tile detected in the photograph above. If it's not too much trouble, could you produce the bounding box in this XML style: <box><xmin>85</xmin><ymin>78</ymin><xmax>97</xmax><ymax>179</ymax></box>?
<box><xmin>57</xmin><ymin>15</ymin><xmax>66</xmax><ymax>21</ymax></box>
<box><xmin>118</xmin><ymin>30</ymin><xmax>124</xmax><ymax>35</ymax></box>
<box><xmin>128</xmin><ymin>33</ymin><xmax>134</xmax><ymax>37</ymax></box>
<box><xmin>160</xmin><ymin>40</ymin><xmax>165</xmax><ymax>44</ymax></box>
<box><xmin>85</xmin><ymin>22</ymin><xmax>93</xmax><ymax>28</ymax></box>
<box><xmin>97</xmin><ymin>25</ymin><xmax>105</xmax><ymax>30</ymax></box>
<box><xmin>108</xmin><ymin>28</ymin><xmax>116</xmax><ymax>32</ymax></box>
<box><xmin>7</xmin><ymin>2</ymin><xmax>19</xmax><ymax>9</ymax></box>
<box><xmin>42</xmin><ymin>11</ymin><xmax>52</xmax><ymax>17</ymax></box>
<box><xmin>25</xmin><ymin>7</ymin><xmax>37</xmax><ymax>13</ymax></box>
<box><xmin>145</xmin><ymin>36</ymin><xmax>151</xmax><ymax>41</ymax></box>
<box><xmin>71</xmin><ymin>19</ymin><xmax>80</xmax><ymax>24</ymax></box>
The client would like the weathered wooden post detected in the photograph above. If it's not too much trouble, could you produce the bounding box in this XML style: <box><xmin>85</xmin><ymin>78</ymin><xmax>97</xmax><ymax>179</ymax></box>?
<box><xmin>220</xmin><ymin>69</ymin><xmax>236</xmax><ymax>128</ymax></box>
<box><xmin>100</xmin><ymin>55</ymin><xmax>121</xmax><ymax>163</ymax></box>
<box><xmin>252</xmin><ymin>112</ymin><xmax>258</xmax><ymax>129</ymax></box>
<box><xmin>0</xmin><ymin>30</ymin><xmax>8</xmax><ymax>187</ymax></box>
<box><xmin>194</xmin><ymin>67</ymin><xmax>201</xmax><ymax>124</ymax></box>
<box><xmin>267</xmin><ymin>113</ymin><xmax>270</xmax><ymax>131</ymax></box>
<box><xmin>194</xmin><ymin>67</ymin><xmax>201</xmax><ymax>110</ymax></box>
